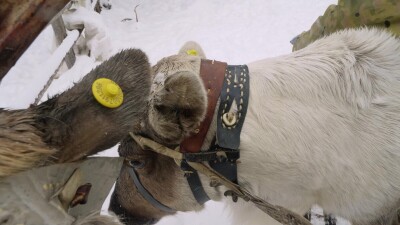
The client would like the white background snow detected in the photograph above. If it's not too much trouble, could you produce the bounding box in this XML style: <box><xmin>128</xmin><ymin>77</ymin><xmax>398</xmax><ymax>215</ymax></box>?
<box><xmin>0</xmin><ymin>0</ymin><xmax>348</xmax><ymax>224</ymax></box>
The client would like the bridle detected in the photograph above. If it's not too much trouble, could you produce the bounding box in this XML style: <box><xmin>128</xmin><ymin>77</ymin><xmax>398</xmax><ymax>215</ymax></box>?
<box><xmin>124</xmin><ymin>60</ymin><xmax>312</xmax><ymax>225</ymax></box>
<box><xmin>126</xmin><ymin>59</ymin><xmax>248</xmax><ymax>212</ymax></box>
<box><xmin>127</xmin><ymin>165</ymin><xmax>175</xmax><ymax>213</ymax></box>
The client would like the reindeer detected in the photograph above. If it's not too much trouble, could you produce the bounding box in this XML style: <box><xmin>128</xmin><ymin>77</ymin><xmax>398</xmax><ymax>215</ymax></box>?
<box><xmin>0</xmin><ymin>48</ymin><xmax>152</xmax><ymax>177</ymax></box>
<box><xmin>0</xmin><ymin>49</ymin><xmax>151</xmax><ymax>224</ymax></box>
<box><xmin>110</xmin><ymin>28</ymin><xmax>400</xmax><ymax>225</ymax></box>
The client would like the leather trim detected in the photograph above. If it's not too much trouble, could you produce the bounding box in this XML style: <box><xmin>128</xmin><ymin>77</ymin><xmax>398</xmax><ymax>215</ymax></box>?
<box><xmin>216</xmin><ymin>65</ymin><xmax>250</xmax><ymax>149</ymax></box>
<box><xmin>180</xmin><ymin>59</ymin><xmax>227</xmax><ymax>153</ymax></box>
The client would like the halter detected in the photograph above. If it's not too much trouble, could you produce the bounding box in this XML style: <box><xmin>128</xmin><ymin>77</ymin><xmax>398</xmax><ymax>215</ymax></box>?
<box><xmin>127</xmin><ymin>59</ymin><xmax>249</xmax><ymax>212</ymax></box>
<box><xmin>128</xmin><ymin>134</ymin><xmax>312</xmax><ymax>225</ymax></box>
<box><xmin>128</xmin><ymin>166</ymin><xmax>175</xmax><ymax>213</ymax></box>
<box><xmin>178</xmin><ymin>60</ymin><xmax>250</xmax><ymax>204</ymax></box>
<box><xmin>125</xmin><ymin>60</ymin><xmax>311</xmax><ymax>225</ymax></box>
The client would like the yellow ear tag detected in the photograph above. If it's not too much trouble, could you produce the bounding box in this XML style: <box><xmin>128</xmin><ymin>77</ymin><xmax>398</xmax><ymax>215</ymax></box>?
<box><xmin>92</xmin><ymin>78</ymin><xmax>124</xmax><ymax>108</ymax></box>
<box><xmin>186</xmin><ymin>49</ymin><xmax>198</xmax><ymax>56</ymax></box>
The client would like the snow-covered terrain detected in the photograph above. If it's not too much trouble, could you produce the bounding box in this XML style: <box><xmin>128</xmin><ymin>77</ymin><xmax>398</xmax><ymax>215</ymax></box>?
<box><xmin>0</xmin><ymin>0</ymin><xmax>348</xmax><ymax>224</ymax></box>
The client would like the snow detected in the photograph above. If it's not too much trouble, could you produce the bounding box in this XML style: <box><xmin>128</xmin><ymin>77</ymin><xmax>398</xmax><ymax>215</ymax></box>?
<box><xmin>0</xmin><ymin>0</ymin><xmax>350</xmax><ymax>224</ymax></box>
<box><xmin>63</xmin><ymin>6</ymin><xmax>113</xmax><ymax>61</ymax></box>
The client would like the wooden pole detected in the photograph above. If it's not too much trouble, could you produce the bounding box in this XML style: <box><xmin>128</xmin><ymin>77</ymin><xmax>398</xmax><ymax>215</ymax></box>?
<box><xmin>51</xmin><ymin>16</ymin><xmax>76</xmax><ymax>68</ymax></box>
<box><xmin>0</xmin><ymin>0</ymin><xmax>71</xmax><ymax>81</ymax></box>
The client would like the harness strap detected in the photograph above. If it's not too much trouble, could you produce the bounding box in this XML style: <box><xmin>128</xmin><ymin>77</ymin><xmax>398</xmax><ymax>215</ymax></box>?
<box><xmin>180</xmin><ymin>60</ymin><xmax>227</xmax><ymax>153</ymax></box>
<box><xmin>217</xmin><ymin>65</ymin><xmax>250</xmax><ymax>149</ymax></box>
<box><xmin>181</xmin><ymin>161</ymin><xmax>210</xmax><ymax>204</ymax></box>
<box><xmin>128</xmin><ymin>167</ymin><xmax>175</xmax><ymax>213</ymax></box>
<box><xmin>184</xmin><ymin>149</ymin><xmax>239</xmax><ymax>162</ymax></box>
<box><xmin>130</xmin><ymin>134</ymin><xmax>312</xmax><ymax>225</ymax></box>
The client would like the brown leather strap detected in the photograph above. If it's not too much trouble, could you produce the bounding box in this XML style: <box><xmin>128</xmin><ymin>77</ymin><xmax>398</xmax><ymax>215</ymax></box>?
<box><xmin>180</xmin><ymin>60</ymin><xmax>227</xmax><ymax>153</ymax></box>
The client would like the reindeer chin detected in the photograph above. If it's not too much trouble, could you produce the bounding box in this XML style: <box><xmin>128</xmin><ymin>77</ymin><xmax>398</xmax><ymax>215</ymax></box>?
<box><xmin>109</xmin><ymin>191</ymin><xmax>159</xmax><ymax>225</ymax></box>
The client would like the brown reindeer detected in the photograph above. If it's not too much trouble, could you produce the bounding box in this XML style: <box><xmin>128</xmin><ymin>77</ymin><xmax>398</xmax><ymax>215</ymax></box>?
<box><xmin>1</xmin><ymin>48</ymin><xmax>154</xmax><ymax>225</ymax></box>
<box><xmin>0</xmin><ymin>48</ymin><xmax>151</xmax><ymax>177</ymax></box>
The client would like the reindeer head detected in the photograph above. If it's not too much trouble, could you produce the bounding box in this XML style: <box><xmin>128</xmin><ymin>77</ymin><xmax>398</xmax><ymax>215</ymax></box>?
<box><xmin>110</xmin><ymin>42</ymin><xmax>222</xmax><ymax>224</ymax></box>
<box><xmin>109</xmin><ymin>136</ymin><xmax>203</xmax><ymax>224</ymax></box>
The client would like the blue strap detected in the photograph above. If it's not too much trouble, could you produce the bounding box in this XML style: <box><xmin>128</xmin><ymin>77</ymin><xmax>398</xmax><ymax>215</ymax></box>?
<box><xmin>217</xmin><ymin>65</ymin><xmax>250</xmax><ymax>149</ymax></box>
<box><xmin>128</xmin><ymin>168</ymin><xmax>176</xmax><ymax>213</ymax></box>
<box><xmin>181</xmin><ymin>161</ymin><xmax>210</xmax><ymax>204</ymax></box>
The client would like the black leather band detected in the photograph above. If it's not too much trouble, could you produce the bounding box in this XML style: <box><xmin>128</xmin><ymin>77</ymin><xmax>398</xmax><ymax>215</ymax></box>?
<box><xmin>217</xmin><ymin>65</ymin><xmax>250</xmax><ymax>149</ymax></box>
<box><xmin>208</xmin><ymin>151</ymin><xmax>239</xmax><ymax>184</ymax></box>
<box><xmin>184</xmin><ymin>150</ymin><xmax>240</xmax><ymax>162</ymax></box>
<box><xmin>181</xmin><ymin>161</ymin><xmax>210</xmax><ymax>205</ymax></box>
<box><xmin>210</xmin><ymin>65</ymin><xmax>250</xmax><ymax>184</ymax></box>
<box><xmin>128</xmin><ymin>168</ymin><xmax>175</xmax><ymax>213</ymax></box>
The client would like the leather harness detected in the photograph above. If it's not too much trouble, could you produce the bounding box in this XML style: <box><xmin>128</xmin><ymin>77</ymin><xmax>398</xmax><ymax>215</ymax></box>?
<box><xmin>128</xmin><ymin>59</ymin><xmax>250</xmax><ymax>213</ymax></box>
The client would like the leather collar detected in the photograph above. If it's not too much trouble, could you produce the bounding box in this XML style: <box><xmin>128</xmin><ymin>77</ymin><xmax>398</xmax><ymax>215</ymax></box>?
<box><xmin>180</xmin><ymin>59</ymin><xmax>227</xmax><ymax>153</ymax></box>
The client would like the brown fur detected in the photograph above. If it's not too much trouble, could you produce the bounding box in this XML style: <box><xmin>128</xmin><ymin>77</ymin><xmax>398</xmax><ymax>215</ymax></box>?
<box><xmin>0</xmin><ymin>109</ymin><xmax>54</xmax><ymax>177</ymax></box>
<box><xmin>110</xmin><ymin>137</ymin><xmax>177</xmax><ymax>224</ymax></box>
<box><xmin>0</xmin><ymin>48</ymin><xmax>152</xmax><ymax>177</ymax></box>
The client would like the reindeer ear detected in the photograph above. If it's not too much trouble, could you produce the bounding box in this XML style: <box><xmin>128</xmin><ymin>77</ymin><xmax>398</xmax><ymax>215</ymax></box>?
<box><xmin>178</xmin><ymin>41</ymin><xmax>206</xmax><ymax>59</ymax></box>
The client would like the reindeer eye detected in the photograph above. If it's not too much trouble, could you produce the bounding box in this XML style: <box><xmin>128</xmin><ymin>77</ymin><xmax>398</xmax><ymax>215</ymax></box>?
<box><xmin>155</xmin><ymin>105</ymin><xmax>168</xmax><ymax>114</ymax></box>
<box><xmin>129</xmin><ymin>160</ymin><xmax>146</xmax><ymax>169</ymax></box>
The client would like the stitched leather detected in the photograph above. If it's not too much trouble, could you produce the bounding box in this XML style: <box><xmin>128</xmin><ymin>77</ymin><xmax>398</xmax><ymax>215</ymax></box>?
<box><xmin>180</xmin><ymin>59</ymin><xmax>227</xmax><ymax>153</ymax></box>
<box><xmin>216</xmin><ymin>65</ymin><xmax>250</xmax><ymax>149</ymax></box>
<box><xmin>210</xmin><ymin>65</ymin><xmax>250</xmax><ymax>184</ymax></box>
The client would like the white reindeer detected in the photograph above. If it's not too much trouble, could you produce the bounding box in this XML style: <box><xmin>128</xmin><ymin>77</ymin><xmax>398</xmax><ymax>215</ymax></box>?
<box><xmin>110</xmin><ymin>28</ymin><xmax>400</xmax><ymax>225</ymax></box>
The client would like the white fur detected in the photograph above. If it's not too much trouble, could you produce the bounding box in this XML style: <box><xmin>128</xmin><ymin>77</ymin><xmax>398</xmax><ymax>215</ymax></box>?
<box><xmin>229</xmin><ymin>28</ymin><xmax>400</xmax><ymax>225</ymax></box>
<box><xmin>152</xmin><ymin>28</ymin><xmax>400</xmax><ymax>225</ymax></box>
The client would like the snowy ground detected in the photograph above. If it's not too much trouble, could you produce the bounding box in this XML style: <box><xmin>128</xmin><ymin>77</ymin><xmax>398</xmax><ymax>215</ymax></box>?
<box><xmin>0</xmin><ymin>0</ymin><xmax>350</xmax><ymax>224</ymax></box>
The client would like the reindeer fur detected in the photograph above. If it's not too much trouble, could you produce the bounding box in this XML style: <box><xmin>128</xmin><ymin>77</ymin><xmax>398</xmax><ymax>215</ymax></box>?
<box><xmin>111</xmin><ymin>28</ymin><xmax>400</xmax><ymax>225</ymax></box>
<box><xmin>0</xmin><ymin>48</ymin><xmax>151</xmax><ymax>177</ymax></box>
